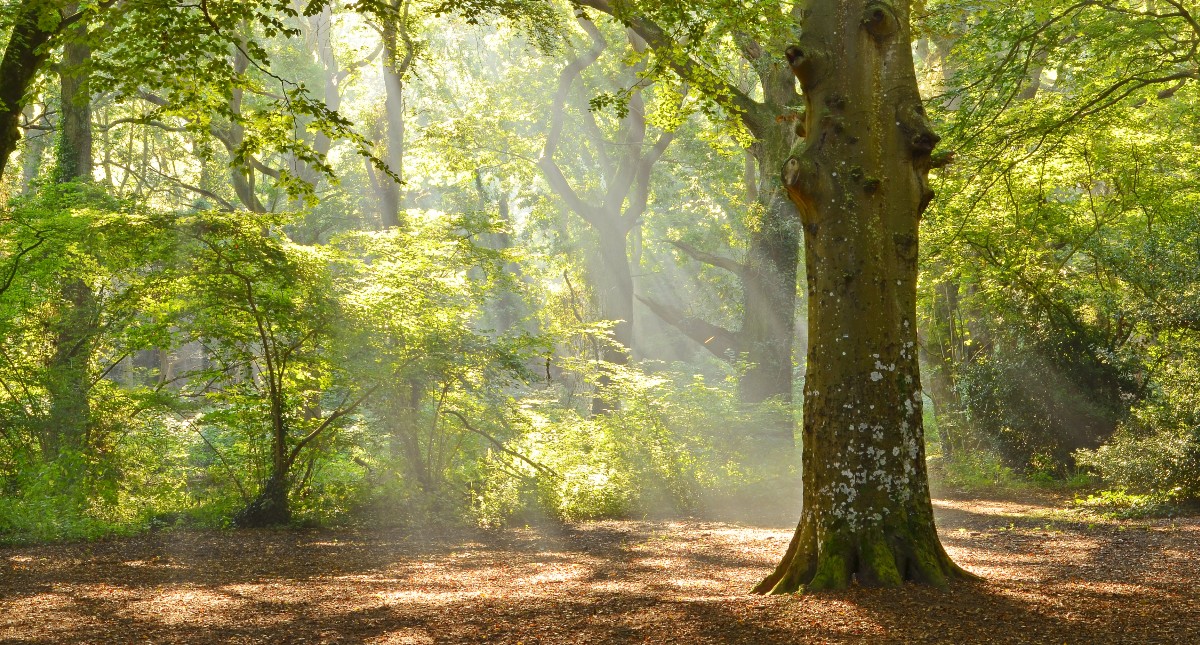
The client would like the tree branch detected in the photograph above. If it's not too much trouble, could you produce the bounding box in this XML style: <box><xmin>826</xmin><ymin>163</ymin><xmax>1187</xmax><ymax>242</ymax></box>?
<box><xmin>574</xmin><ymin>0</ymin><xmax>771</xmax><ymax>136</ymax></box>
<box><xmin>636</xmin><ymin>294</ymin><xmax>739</xmax><ymax>361</ymax></box>
<box><xmin>287</xmin><ymin>383</ymin><xmax>381</xmax><ymax>468</ymax></box>
<box><xmin>539</xmin><ymin>15</ymin><xmax>608</xmax><ymax>226</ymax></box>
<box><xmin>443</xmin><ymin>410</ymin><xmax>558</xmax><ymax>479</ymax></box>
<box><xmin>669</xmin><ymin>240</ymin><xmax>747</xmax><ymax>277</ymax></box>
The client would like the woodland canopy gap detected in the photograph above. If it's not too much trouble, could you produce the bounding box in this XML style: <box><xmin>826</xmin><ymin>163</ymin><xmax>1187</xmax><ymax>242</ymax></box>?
<box><xmin>0</xmin><ymin>0</ymin><xmax>1198</xmax><ymax>641</ymax></box>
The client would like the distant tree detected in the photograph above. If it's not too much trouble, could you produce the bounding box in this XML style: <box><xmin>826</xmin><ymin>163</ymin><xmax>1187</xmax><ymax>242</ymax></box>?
<box><xmin>577</xmin><ymin>0</ymin><xmax>805</xmax><ymax>441</ymax></box>
<box><xmin>538</xmin><ymin>16</ymin><xmax>674</xmax><ymax>413</ymax></box>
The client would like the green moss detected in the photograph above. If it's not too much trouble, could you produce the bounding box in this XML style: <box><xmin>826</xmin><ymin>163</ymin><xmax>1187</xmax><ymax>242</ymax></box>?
<box><xmin>858</xmin><ymin>529</ymin><xmax>903</xmax><ymax>587</ymax></box>
<box><xmin>805</xmin><ymin>535</ymin><xmax>853</xmax><ymax>591</ymax></box>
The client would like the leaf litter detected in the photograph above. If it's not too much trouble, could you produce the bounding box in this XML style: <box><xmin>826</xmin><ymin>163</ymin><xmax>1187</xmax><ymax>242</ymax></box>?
<box><xmin>0</xmin><ymin>491</ymin><xmax>1196</xmax><ymax>644</ymax></box>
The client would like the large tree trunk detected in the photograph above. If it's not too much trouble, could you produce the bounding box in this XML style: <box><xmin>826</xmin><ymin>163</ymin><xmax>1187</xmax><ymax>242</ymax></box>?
<box><xmin>755</xmin><ymin>0</ymin><xmax>968</xmax><ymax>593</ymax></box>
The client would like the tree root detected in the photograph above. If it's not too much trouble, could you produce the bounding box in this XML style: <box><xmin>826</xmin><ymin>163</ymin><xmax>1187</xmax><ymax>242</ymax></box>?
<box><xmin>753</xmin><ymin>520</ymin><xmax>977</xmax><ymax>594</ymax></box>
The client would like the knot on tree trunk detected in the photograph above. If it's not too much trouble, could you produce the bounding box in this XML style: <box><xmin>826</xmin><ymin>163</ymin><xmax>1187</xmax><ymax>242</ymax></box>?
<box><xmin>862</xmin><ymin>1</ymin><xmax>900</xmax><ymax>40</ymax></box>
<box><xmin>897</xmin><ymin>103</ymin><xmax>939</xmax><ymax>156</ymax></box>
<box><xmin>785</xmin><ymin>45</ymin><xmax>823</xmax><ymax>88</ymax></box>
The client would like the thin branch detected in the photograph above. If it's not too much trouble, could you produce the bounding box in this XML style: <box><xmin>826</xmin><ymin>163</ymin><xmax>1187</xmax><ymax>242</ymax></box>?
<box><xmin>539</xmin><ymin>15</ymin><xmax>608</xmax><ymax>226</ymax></box>
<box><xmin>196</xmin><ymin>427</ymin><xmax>252</xmax><ymax>504</ymax></box>
<box><xmin>443</xmin><ymin>410</ymin><xmax>558</xmax><ymax>479</ymax></box>
<box><xmin>287</xmin><ymin>383</ymin><xmax>382</xmax><ymax>467</ymax></box>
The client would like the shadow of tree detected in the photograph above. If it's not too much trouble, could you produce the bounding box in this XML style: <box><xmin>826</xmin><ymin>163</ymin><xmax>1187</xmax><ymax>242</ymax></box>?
<box><xmin>0</xmin><ymin>496</ymin><xmax>1197</xmax><ymax>644</ymax></box>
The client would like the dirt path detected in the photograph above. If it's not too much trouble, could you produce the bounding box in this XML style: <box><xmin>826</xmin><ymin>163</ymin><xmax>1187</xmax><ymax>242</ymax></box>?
<box><xmin>1</xmin><ymin>493</ymin><xmax>1197</xmax><ymax>644</ymax></box>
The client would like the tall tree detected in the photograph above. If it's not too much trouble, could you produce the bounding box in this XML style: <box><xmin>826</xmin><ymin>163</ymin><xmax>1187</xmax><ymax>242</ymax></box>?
<box><xmin>43</xmin><ymin>5</ymin><xmax>96</xmax><ymax>461</ymax></box>
<box><xmin>538</xmin><ymin>17</ymin><xmax>673</xmax><ymax>413</ymax></box>
<box><xmin>754</xmin><ymin>0</ymin><xmax>967</xmax><ymax>592</ymax></box>
<box><xmin>577</xmin><ymin>0</ymin><xmax>803</xmax><ymax>442</ymax></box>
<box><xmin>376</xmin><ymin>0</ymin><xmax>416</xmax><ymax>228</ymax></box>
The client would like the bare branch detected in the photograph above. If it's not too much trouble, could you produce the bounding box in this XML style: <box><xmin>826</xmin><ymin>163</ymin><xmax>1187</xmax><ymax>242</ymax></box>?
<box><xmin>669</xmin><ymin>240</ymin><xmax>747</xmax><ymax>277</ymax></box>
<box><xmin>636</xmin><ymin>294</ymin><xmax>739</xmax><ymax>361</ymax></box>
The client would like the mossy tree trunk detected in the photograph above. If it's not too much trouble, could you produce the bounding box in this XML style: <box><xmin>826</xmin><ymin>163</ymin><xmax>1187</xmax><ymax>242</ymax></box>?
<box><xmin>44</xmin><ymin>7</ymin><xmax>97</xmax><ymax>463</ymax></box>
<box><xmin>0</xmin><ymin>2</ymin><xmax>71</xmax><ymax>181</ymax></box>
<box><xmin>754</xmin><ymin>0</ymin><xmax>969</xmax><ymax>593</ymax></box>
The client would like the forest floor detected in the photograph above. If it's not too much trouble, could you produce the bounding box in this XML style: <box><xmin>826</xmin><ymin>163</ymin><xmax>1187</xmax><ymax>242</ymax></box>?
<box><xmin>1</xmin><ymin>490</ymin><xmax>1198</xmax><ymax>644</ymax></box>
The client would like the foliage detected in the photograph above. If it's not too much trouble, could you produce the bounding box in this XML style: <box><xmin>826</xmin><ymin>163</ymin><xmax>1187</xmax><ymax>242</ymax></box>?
<box><xmin>473</xmin><ymin>362</ymin><xmax>797</xmax><ymax>526</ymax></box>
<box><xmin>918</xmin><ymin>0</ymin><xmax>1200</xmax><ymax>480</ymax></box>
<box><xmin>1076</xmin><ymin>341</ymin><xmax>1200</xmax><ymax>502</ymax></box>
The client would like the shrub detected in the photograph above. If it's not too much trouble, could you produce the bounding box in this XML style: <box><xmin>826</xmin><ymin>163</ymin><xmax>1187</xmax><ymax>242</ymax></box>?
<box><xmin>471</xmin><ymin>362</ymin><xmax>798</xmax><ymax>525</ymax></box>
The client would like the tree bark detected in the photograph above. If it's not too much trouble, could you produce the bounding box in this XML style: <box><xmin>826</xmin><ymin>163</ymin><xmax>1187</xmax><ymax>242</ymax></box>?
<box><xmin>755</xmin><ymin>0</ymin><xmax>969</xmax><ymax>593</ymax></box>
<box><xmin>44</xmin><ymin>7</ymin><xmax>96</xmax><ymax>462</ymax></box>
<box><xmin>0</xmin><ymin>2</ymin><xmax>69</xmax><ymax>182</ymax></box>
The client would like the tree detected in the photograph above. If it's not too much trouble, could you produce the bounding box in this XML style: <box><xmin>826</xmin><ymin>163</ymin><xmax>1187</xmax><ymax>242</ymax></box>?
<box><xmin>43</xmin><ymin>5</ymin><xmax>96</xmax><ymax>461</ymax></box>
<box><xmin>754</xmin><ymin>0</ymin><xmax>968</xmax><ymax>592</ymax></box>
<box><xmin>538</xmin><ymin>16</ymin><xmax>674</xmax><ymax>413</ymax></box>
<box><xmin>178</xmin><ymin>212</ymin><xmax>376</xmax><ymax>526</ymax></box>
<box><xmin>577</xmin><ymin>0</ymin><xmax>804</xmax><ymax>441</ymax></box>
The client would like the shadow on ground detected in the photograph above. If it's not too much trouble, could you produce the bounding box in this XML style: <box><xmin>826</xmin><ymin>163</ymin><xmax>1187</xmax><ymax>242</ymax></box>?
<box><xmin>1</xmin><ymin>493</ymin><xmax>1197</xmax><ymax>644</ymax></box>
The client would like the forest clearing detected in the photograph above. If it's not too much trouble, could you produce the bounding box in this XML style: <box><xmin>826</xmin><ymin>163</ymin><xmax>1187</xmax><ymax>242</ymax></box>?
<box><xmin>2</xmin><ymin>490</ymin><xmax>1198</xmax><ymax>644</ymax></box>
<box><xmin>3</xmin><ymin>0</ymin><xmax>1200</xmax><ymax>642</ymax></box>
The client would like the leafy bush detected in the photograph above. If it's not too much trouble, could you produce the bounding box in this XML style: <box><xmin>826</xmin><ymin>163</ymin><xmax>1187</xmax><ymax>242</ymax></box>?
<box><xmin>471</xmin><ymin>362</ymin><xmax>798</xmax><ymax>525</ymax></box>
<box><xmin>1075</xmin><ymin>358</ymin><xmax>1200</xmax><ymax>502</ymax></box>
<box><xmin>956</xmin><ymin>336</ymin><xmax>1137</xmax><ymax>472</ymax></box>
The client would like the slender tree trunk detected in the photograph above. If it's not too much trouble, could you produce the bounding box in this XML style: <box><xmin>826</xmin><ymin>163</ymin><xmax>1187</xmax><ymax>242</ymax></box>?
<box><xmin>921</xmin><ymin>280</ymin><xmax>965</xmax><ymax>458</ymax></box>
<box><xmin>234</xmin><ymin>369</ymin><xmax>292</xmax><ymax>526</ymax></box>
<box><xmin>228</xmin><ymin>47</ymin><xmax>265</xmax><ymax>213</ymax></box>
<box><xmin>378</xmin><ymin>4</ymin><xmax>412</xmax><ymax>228</ymax></box>
<box><xmin>44</xmin><ymin>9</ymin><xmax>96</xmax><ymax>462</ymax></box>
<box><xmin>755</xmin><ymin>0</ymin><xmax>968</xmax><ymax>593</ymax></box>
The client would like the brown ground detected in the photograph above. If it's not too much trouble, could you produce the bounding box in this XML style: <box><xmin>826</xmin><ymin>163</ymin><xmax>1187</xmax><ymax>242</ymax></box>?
<box><xmin>1</xmin><ymin>492</ymin><xmax>1197</xmax><ymax>644</ymax></box>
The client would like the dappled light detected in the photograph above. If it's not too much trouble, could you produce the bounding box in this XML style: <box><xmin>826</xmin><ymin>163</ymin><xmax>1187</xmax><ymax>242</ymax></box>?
<box><xmin>2</xmin><ymin>498</ymin><xmax>1199</xmax><ymax>642</ymax></box>
<box><xmin>1</xmin><ymin>0</ymin><xmax>1199</xmax><ymax>641</ymax></box>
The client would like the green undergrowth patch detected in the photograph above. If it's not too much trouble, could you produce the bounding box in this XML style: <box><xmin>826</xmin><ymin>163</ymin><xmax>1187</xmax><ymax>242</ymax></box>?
<box><xmin>1070</xmin><ymin>489</ymin><xmax>1194</xmax><ymax>520</ymax></box>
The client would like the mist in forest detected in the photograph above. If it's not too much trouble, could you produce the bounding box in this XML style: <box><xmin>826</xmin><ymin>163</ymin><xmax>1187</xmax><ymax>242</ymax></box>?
<box><xmin>0</xmin><ymin>0</ymin><xmax>1194</xmax><ymax>547</ymax></box>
